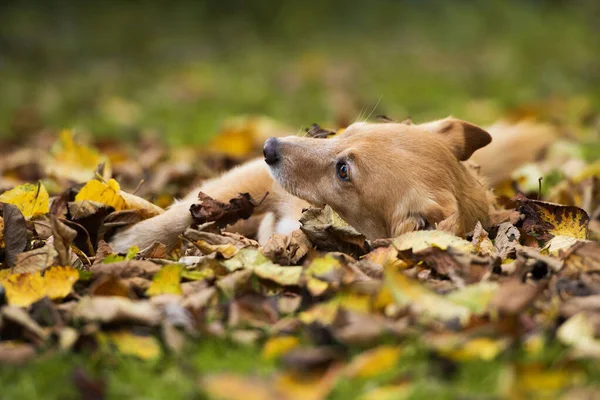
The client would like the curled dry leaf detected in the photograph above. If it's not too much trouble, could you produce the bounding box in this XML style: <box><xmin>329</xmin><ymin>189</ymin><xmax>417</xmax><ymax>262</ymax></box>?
<box><xmin>300</xmin><ymin>206</ymin><xmax>369</xmax><ymax>257</ymax></box>
<box><xmin>12</xmin><ymin>242</ymin><xmax>58</xmax><ymax>273</ymax></box>
<box><xmin>190</xmin><ymin>191</ymin><xmax>258</xmax><ymax>229</ymax></box>
<box><xmin>90</xmin><ymin>259</ymin><xmax>161</xmax><ymax>279</ymax></box>
<box><xmin>50</xmin><ymin>214</ymin><xmax>77</xmax><ymax>266</ymax></box>
<box><xmin>2</xmin><ymin>203</ymin><xmax>28</xmax><ymax>267</ymax></box>
<box><xmin>73</xmin><ymin>296</ymin><xmax>161</xmax><ymax>325</ymax></box>
<box><xmin>0</xmin><ymin>341</ymin><xmax>37</xmax><ymax>364</ymax></box>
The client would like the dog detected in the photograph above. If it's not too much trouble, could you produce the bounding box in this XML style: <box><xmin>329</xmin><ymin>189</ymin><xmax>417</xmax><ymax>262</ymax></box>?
<box><xmin>109</xmin><ymin>117</ymin><xmax>555</xmax><ymax>253</ymax></box>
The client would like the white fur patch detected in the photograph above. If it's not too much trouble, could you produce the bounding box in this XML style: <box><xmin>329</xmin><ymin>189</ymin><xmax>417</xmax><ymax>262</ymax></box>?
<box><xmin>275</xmin><ymin>217</ymin><xmax>301</xmax><ymax>236</ymax></box>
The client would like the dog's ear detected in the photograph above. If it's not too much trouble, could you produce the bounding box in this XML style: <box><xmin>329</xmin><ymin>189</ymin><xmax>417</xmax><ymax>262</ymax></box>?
<box><xmin>418</xmin><ymin>118</ymin><xmax>492</xmax><ymax>161</ymax></box>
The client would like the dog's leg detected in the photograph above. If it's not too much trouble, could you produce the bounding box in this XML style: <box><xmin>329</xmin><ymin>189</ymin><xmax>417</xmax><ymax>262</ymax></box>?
<box><xmin>109</xmin><ymin>158</ymin><xmax>280</xmax><ymax>253</ymax></box>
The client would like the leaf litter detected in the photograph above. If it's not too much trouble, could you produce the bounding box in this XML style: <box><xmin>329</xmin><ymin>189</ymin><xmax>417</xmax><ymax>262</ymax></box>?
<box><xmin>0</xmin><ymin>123</ymin><xmax>599</xmax><ymax>398</ymax></box>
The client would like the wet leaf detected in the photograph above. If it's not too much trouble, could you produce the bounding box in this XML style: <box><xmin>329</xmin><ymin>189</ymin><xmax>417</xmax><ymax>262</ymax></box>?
<box><xmin>0</xmin><ymin>182</ymin><xmax>49</xmax><ymax>219</ymax></box>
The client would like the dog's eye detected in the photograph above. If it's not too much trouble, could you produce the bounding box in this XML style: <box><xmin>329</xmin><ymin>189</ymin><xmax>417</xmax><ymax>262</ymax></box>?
<box><xmin>336</xmin><ymin>162</ymin><xmax>350</xmax><ymax>181</ymax></box>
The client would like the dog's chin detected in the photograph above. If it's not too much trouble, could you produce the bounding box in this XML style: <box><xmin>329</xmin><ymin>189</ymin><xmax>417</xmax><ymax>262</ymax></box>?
<box><xmin>266</xmin><ymin>162</ymin><xmax>323</xmax><ymax>206</ymax></box>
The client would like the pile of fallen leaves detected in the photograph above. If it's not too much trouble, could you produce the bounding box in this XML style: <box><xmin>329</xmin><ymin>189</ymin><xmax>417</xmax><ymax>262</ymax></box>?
<box><xmin>0</xmin><ymin>117</ymin><xmax>600</xmax><ymax>399</ymax></box>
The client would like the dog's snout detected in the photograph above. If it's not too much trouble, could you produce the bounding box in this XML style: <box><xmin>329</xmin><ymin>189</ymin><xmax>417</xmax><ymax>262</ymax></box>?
<box><xmin>263</xmin><ymin>137</ymin><xmax>280</xmax><ymax>165</ymax></box>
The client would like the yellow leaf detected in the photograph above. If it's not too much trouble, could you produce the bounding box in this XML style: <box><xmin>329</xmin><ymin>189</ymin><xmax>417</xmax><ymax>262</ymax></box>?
<box><xmin>262</xmin><ymin>336</ymin><xmax>300</xmax><ymax>360</ymax></box>
<box><xmin>385</xmin><ymin>269</ymin><xmax>470</xmax><ymax>324</ymax></box>
<box><xmin>274</xmin><ymin>367</ymin><xmax>342</xmax><ymax>400</ymax></box>
<box><xmin>195</xmin><ymin>240</ymin><xmax>238</xmax><ymax>259</ymax></box>
<box><xmin>46</xmin><ymin>129</ymin><xmax>106</xmax><ymax>182</ymax></box>
<box><xmin>393</xmin><ymin>230</ymin><xmax>474</xmax><ymax>253</ymax></box>
<box><xmin>0</xmin><ymin>182</ymin><xmax>49</xmax><ymax>219</ymax></box>
<box><xmin>42</xmin><ymin>266</ymin><xmax>79</xmax><ymax>300</ymax></box>
<box><xmin>344</xmin><ymin>345</ymin><xmax>401</xmax><ymax>378</ymax></box>
<box><xmin>1</xmin><ymin>266</ymin><xmax>78</xmax><ymax>307</ymax></box>
<box><xmin>306</xmin><ymin>277</ymin><xmax>329</xmax><ymax>296</ymax></box>
<box><xmin>437</xmin><ymin>336</ymin><xmax>508</xmax><ymax>361</ymax></box>
<box><xmin>253</xmin><ymin>263</ymin><xmax>302</xmax><ymax>286</ymax></box>
<box><xmin>512</xmin><ymin>364</ymin><xmax>584</xmax><ymax>398</ymax></box>
<box><xmin>103</xmin><ymin>330</ymin><xmax>161</xmax><ymax>361</ymax></box>
<box><xmin>75</xmin><ymin>179</ymin><xmax>127</xmax><ymax>211</ymax></box>
<box><xmin>446</xmin><ymin>282</ymin><xmax>499</xmax><ymax>314</ymax></box>
<box><xmin>203</xmin><ymin>374</ymin><xmax>275</xmax><ymax>400</ymax></box>
<box><xmin>146</xmin><ymin>264</ymin><xmax>183</xmax><ymax>296</ymax></box>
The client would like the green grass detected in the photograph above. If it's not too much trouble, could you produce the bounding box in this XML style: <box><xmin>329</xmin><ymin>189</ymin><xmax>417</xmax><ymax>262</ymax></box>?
<box><xmin>1</xmin><ymin>1</ymin><xmax>599</xmax><ymax>145</ymax></box>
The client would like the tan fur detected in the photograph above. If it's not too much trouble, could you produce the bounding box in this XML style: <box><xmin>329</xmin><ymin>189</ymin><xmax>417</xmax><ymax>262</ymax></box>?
<box><xmin>110</xmin><ymin>117</ymin><xmax>552</xmax><ymax>253</ymax></box>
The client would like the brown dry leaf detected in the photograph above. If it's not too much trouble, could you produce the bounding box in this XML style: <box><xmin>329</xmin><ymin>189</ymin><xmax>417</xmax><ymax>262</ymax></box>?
<box><xmin>138</xmin><ymin>241</ymin><xmax>167</xmax><ymax>259</ymax></box>
<box><xmin>190</xmin><ymin>191</ymin><xmax>258</xmax><ymax>229</ymax></box>
<box><xmin>68</xmin><ymin>200</ymin><xmax>109</xmax><ymax>220</ymax></box>
<box><xmin>101</xmin><ymin>330</ymin><xmax>161</xmax><ymax>361</ymax></box>
<box><xmin>557</xmin><ymin>312</ymin><xmax>600</xmax><ymax>358</ymax></box>
<box><xmin>0</xmin><ymin>181</ymin><xmax>49</xmax><ymax>219</ymax></box>
<box><xmin>2</xmin><ymin>203</ymin><xmax>28</xmax><ymax>267</ymax></box>
<box><xmin>300</xmin><ymin>206</ymin><xmax>369</xmax><ymax>257</ymax></box>
<box><xmin>489</xmin><ymin>277</ymin><xmax>547</xmax><ymax>316</ymax></box>
<box><xmin>472</xmin><ymin>222</ymin><xmax>498</xmax><ymax>257</ymax></box>
<box><xmin>73</xmin><ymin>296</ymin><xmax>161</xmax><ymax>325</ymax></box>
<box><xmin>274</xmin><ymin>365</ymin><xmax>343</xmax><ymax>400</ymax></box>
<box><xmin>0</xmin><ymin>266</ymin><xmax>78</xmax><ymax>307</ymax></box>
<box><xmin>146</xmin><ymin>264</ymin><xmax>183</xmax><ymax>296</ymax></box>
<box><xmin>90</xmin><ymin>259</ymin><xmax>161</xmax><ymax>279</ymax></box>
<box><xmin>51</xmin><ymin>214</ymin><xmax>77</xmax><ymax>266</ymax></box>
<box><xmin>202</xmin><ymin>374</ymin><xmax>276</xmax><ymax>400</ymax></box>
<box><xmin>494</xmin><ymin>222</ymin><xmax>521</xmax><ymax>260</ymax></box>
<box><xmin>394</xmin><ymin>230</ymin><xmax>474</xmax><ymax>253</ymax></box>
<box><xmin>12</xmin><ymin>243</ymin><xmax>58</xmax><ymax>273</ymax></box>
<box><xmin>515</xmin><ymin>192</ymin><xmax>590</xmax><ymax>241</ymax></box>
<box><xmin>1</xmin><ymin>306</ymin><xmax>49</xmax><ymax>344</ymax></box>
<box><xmin>344</xmin><ymin>345</ymin><xmax>401</xmax><ymax>378</ymax></box>
<box><xmin>561</xmin><ymin>241</ymin><xmax>600</xmax><ymax>277</ymax></box>
<box><xmin>89</xmin><ymin>276</ymin><xmax>132</xmax><ymax>298</ymax></box>
<box><xmin>262</xmin><ymin>230</ymin><xmax>312</xmax><ymax>265</ymax></box>
<box><xmin>0</xmin><ymin>341</ymin><xmax>37</xmax><ymax>364</ymax></box>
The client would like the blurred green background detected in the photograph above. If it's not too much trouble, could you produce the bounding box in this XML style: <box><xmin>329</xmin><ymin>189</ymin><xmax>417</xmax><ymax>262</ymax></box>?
<box><xmin>1</xmin><ymin>0</ymin><xmax>599</xmax><ymax>145</ymax></box>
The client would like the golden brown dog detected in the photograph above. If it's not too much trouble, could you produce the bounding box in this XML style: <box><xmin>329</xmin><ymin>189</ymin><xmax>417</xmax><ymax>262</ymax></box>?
<box><xmin>109</xmin><ymin>117</ymin><xmax>554</xmax><ymax>253</ymax></box>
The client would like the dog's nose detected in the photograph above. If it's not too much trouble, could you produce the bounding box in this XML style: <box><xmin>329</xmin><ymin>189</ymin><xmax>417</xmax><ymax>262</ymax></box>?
<box><xmin>263</xmin><ymin>137</ymin><xmax>280</xmax><ymax>165</ymax></box>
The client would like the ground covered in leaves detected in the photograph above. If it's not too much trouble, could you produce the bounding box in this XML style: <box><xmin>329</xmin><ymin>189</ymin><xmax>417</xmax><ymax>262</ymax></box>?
<box><xmin>0</xmin><ymin>116</ymin><xmax>600</xmax><ymax>400</ymax></box>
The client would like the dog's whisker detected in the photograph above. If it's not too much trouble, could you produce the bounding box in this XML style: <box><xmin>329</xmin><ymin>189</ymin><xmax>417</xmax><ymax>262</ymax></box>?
<box><xmin>363</xmin><ymin>95</ymin><xmax>383</xmax><ymax>122</ymax></box>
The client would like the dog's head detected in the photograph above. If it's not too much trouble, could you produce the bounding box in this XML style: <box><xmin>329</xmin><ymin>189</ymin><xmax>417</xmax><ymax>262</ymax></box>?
<box><xmin>263</xmin><ymin>118</ymin><xmax>492</xmax><ymax>239</ymax></box>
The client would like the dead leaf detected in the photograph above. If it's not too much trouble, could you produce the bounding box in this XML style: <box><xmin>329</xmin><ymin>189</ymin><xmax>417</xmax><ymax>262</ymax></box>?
<box><xmin>344</xmin><ymin>345</ymin><xmax>401</xmax><ymax>378</ymax></box>
<box><xmin>89</xmin><ymin>276</ymin><xmax>132</xmax><ymax>298</ymax></box>
<box><xmin>394</xmin><ymin>230</ymin><xmax>474</xmax><ymax>253</ymax></box>
<box><xmin>51</xmin><ymin>214</ymin><xmax>77</xmax><ymax>266</ymax></box>
<box><xmin>12</xmin><ymin>243</ymin><xmax>58</xmax><ymax>273</ymax></box>
<box><xmin>0</xmin><ymin>266</ymin><xmax>78</xmax><ymax>307</ymax></box>
<box><xmin>300</xmin><ymin>206</ymin><xmax>369</xmax><ymax>257</ymax></box>
<box><xmin>557</xmin><ymin>312</ymin><xmax>600</xmax><ymax>358</ymax></box>
<box><xmin>90</xmin><ymin>259</ymin><xmax>161</xmax><ymax>279</ymax></box>
<box><xmin>0</xmin><ymin>182</ymin><xmax>49</xmax><ymax>219</ymax></box>
<box><xmin>202</xmin><ymin>374</ymin><xmax>276</xmax><ymax>400</ymax></box>
<box><xmin>146</xmin><ymin>264</ymin><xmax>183</xmax><ymax>296</ymax></box>
<box><xmin>73</xmin><ymin>296</ymin><xmax>161</xmax><ymax>325</ymax></box>
<box><xmin>494</xmin><ymin>222</ymin><xmax>521</xmax><ymax>260</ymax></box>
<box><xmin>190</xmin><ymin>191</ymin><xmax>258</xmax><ymax>229</ymax></box>
<box><xmin>0</xmin><ymin>341</ymin><xmax>36</xmax><ymax>364</ymax></box>
<box><xmin>515</xmin><ymin>192</ymin><xmax>590</xmax><ymax>241</ymax></box>
<box><xmin>2</xmin><ymin>203</ymin><xmax>28</xmax><ymax>267</ymax></box>
<box><xmin>262</xmin><ymin>336</ymin><xmax>300</xmax><ymax>360</ymax></box>
<box><xmin>101</xmin><ymin>330</ymin><xmax>161</xmax><ymax>361</ymax></box>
